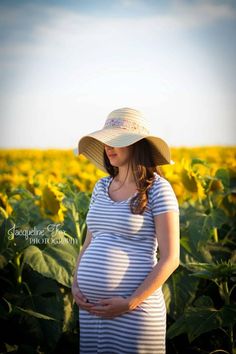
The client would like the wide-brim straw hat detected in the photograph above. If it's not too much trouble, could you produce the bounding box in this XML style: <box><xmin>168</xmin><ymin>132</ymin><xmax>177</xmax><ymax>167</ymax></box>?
<box><xmin>78</xmin><ymin>107</ymin><xmax>174</xmax><ymax>172</ymax></box>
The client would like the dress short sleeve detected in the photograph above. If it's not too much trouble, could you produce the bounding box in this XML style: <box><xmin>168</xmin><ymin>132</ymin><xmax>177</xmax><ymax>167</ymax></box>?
<box><xmin>149</xmin><ymin>176</ymin><xmax>179</xmax><ymax>216</ymax></box>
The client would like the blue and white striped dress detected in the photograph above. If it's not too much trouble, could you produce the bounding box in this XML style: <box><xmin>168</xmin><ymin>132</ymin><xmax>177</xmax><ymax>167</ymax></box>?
<box><xmin>77</xmin><ymin>172</ymin><xmax>179</xmax><ymax>354</ymax></box>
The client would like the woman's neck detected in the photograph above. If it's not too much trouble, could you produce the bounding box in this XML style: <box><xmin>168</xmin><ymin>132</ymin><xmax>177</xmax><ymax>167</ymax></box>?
<box><xmin>115</xmin><ymin>166</ymin><xmax>135</xmax><ymax>185</ymax></box>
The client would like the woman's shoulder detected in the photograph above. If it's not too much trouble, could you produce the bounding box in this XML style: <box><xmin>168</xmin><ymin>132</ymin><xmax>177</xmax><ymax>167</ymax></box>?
<box><xmin>148</xmin><ymin>172</ymin><xmax>179</xmax><ymax>214</ymax></box>
<box><xmin>92</xmin><ymin>175</ymin><xmax>110</xmax><ymax>192</ymax></box>
<box><xmin>149</xmin><ymin>172</ymin><xmax>173</xmax><ymax>191</ymax></box>
<box><xmin>148</xmin><ymin>172</ymin><xmax>178</xmax><ymax>201</ymax></box>
<box><xmin>89</xmin><ymin>176</ymin><xmax>110</xmax><ymax>205</ymax></box>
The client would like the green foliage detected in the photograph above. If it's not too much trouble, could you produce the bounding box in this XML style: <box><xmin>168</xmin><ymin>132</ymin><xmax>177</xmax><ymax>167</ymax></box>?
<box><xmin>164</xmin><ymin>165</ymin><xmax>236</xmax><ymax>354</ymax></box>
<box><xmin>0</xmin><ymin>183</ymin><xmax>88</xmax><ymax>353</ymax></box>
<box><xmin>59</xmin><ymin>180</ymin><xmax>90</xmax><ymax>247</ymax></box>
<box><xmin>23</xmin><ymin>232</ymin><xmax>78</xmax><ymax>288</ymax></box>
<box><xmin>167</xmin><ymin>303</ymin><xmax>236</xmax><ymax>343</ymax></box>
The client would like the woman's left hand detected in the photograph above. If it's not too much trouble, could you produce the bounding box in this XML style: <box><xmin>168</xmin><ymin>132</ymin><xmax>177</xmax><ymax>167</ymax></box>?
<box><xmin>89</xmin><ymin>296</ymin><xmax>130</xmax><ymax>318</ymax></box>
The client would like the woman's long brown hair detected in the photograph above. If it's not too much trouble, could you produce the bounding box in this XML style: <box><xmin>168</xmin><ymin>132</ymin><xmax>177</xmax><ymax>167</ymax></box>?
<box><xmin>103</xmin><ymin>139</ymin><xmax>163</xmax><ymax>214</ymax></box>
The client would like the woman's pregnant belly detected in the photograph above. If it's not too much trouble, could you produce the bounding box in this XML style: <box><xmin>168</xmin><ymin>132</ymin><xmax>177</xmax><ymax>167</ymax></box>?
<box><xmin>77</xmin><ymin>236</ymin><xmax>154</xmax><ymax>304</ymax></box>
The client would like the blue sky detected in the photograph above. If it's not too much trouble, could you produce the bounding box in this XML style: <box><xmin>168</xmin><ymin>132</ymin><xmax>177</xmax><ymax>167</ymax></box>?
<box><xmin>0</xmin><ymin>0</ymin><xmax>235</xmax><ymax>148</ymax></box>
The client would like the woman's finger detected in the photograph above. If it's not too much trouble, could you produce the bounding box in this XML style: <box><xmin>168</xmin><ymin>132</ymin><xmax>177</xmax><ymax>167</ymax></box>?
<box><xmin>91</xmin><ymin>305</ymin><xmax>111</xmax><ymax>312</ymax></box>
<box><xmin>72</xmin><ymin>285</ymin><xmax>90</xmax><ymax>304</ymax></box>
<box><xmin>75</xmin><ymin>297</ymin><xmax>95</xmax><ymax>310</ymax></box>
<box><xmin>75</xmin><ymin>300</ymin><xmax>93</xmax><ymax>311</ymax></box>
<box><xmin>74</xmin><ymin>292</ymin><xmax>87</xmax><ymax>303</ymax></box>
<box><xmin>77</xmin><ymin>299</ymin><xmax>93</xmax><ymax>307</ymax></box>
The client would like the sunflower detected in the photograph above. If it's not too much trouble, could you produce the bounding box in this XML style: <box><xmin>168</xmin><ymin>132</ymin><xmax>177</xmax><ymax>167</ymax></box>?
<box><xmin>0</xmin><ymin>192</ymin><xmax>13</xmax><ymax>217</ymax></box>
<box><xmin>41</xmin><ymin>183</ymin><xmax>66</xmax><ymax>222</ymax></box>
<box><xmin>180</xmin><ymin>159</ymin><xmax>206</xmax><ymax>201</ymax></box>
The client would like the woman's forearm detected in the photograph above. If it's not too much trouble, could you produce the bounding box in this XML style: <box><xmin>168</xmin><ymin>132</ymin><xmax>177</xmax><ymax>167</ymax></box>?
<box><xmin>126</xmin><ymin>257</ymin><xmax>179</xmax><ymax>310</ymax></box>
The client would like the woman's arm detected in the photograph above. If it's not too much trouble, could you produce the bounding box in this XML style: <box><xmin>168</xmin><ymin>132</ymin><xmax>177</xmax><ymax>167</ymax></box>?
<box><xmin>127</xmin><ymin>211</ymin><xmax>180</xmax><ymax>310</ymax></box>
<box><xmin>72</xmin><ymin>229</ymin><xmax>94</xmax><ymax>310</ymax></box>
<box><xmin>89</xmin><ymin>211</ymin><xmax>180</xmax><ymax>318</ymax></box>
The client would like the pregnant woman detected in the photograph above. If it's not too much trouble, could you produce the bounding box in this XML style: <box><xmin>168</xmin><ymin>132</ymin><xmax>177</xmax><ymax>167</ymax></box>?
<box><xmin>72</xmin><ymin>107</ymin><xmax>180</xmax><ymax>354</ymax></box>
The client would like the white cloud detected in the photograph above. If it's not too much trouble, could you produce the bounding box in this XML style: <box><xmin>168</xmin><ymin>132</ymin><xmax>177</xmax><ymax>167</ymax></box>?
<box><xmin>0</xmin><ymin>0</ymin><xmax>236</xmax><ymax>40</ymax></box>
<box><xmin>169</xmin><ymin>0</ymin><xmax>236</xmax><ymax>27</ymax></box>
<box><xmin>0</xmin><ymin>0</ymin><xmax>235</xmax><ymax>147</ymax></box>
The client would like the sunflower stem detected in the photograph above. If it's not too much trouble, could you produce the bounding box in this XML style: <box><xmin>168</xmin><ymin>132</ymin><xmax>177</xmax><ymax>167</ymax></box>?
<box><xmin>213</xmin><ymin>227</ymin><xmax>218</xmax><ymax>243</ymax></box>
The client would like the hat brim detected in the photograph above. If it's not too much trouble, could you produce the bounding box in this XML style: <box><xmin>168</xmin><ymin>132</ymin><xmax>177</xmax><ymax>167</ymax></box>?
<box><xmin>78</xmin><ymin>127</ymin><xmax>174</xmax><ymax>172</ymax></box>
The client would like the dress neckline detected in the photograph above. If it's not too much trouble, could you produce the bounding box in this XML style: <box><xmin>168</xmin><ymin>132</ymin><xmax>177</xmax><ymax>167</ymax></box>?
<box><xmin>106</xmin><ymin>176</ymin><xmax>138</xmax><ymax>204</ymax></box>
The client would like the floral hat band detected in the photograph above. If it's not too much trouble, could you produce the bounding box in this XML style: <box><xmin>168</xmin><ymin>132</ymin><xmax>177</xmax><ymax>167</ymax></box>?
<box><xmin>77</xmin><ymin>107</ymin><xmax>174</xmax><ymax>172</ymax></box>
<box><xmin>104</xmin><ymin>117</ymin><xmax>150</xmax><ymax>135</ymax></box>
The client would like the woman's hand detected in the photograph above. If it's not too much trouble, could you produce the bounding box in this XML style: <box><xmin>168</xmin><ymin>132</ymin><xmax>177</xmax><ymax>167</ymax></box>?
<box><xmin>90</xmin><ymin>296</ymin><xmax>130</xmax><ymax>319</ymax></box>
<box><xmin>71</xmin><ymin>284</ymin><xmax>94</xmax><ymax>312</ymax></box>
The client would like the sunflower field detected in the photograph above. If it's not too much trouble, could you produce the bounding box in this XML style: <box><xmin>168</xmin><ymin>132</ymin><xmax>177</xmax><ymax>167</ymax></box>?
<box><xmin>0</xmin><ymin>147</ymin><xmax>235</xmax><ymax>354</ymax></box>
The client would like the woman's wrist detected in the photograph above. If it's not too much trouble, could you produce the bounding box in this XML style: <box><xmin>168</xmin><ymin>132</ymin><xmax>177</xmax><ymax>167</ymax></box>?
<box><xmin>126</xmin><ymin>296</ymin><xmax>140</xmax><ymax>311</ymax></box>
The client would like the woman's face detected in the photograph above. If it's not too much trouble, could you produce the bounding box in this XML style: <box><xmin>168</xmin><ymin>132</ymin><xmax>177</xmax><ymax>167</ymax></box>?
<box><xmin>104</xmin><ymin>144</ymin><xmax>133</xmax><ymax>167</ymax></box>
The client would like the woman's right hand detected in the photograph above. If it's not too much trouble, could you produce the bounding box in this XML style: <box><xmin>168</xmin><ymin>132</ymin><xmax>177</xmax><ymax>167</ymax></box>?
<box><xmin>72</xmin><ymin>283</ymin><xmax>94</xmax><ymax>312</ymax></box>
